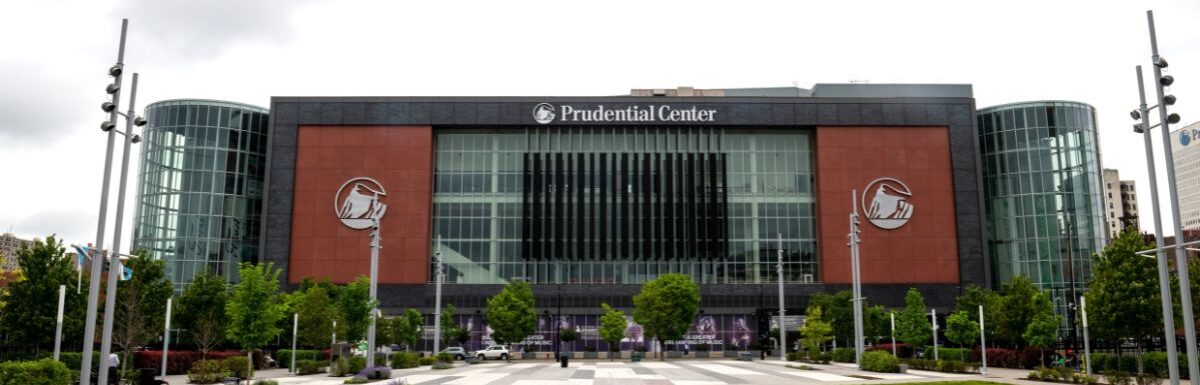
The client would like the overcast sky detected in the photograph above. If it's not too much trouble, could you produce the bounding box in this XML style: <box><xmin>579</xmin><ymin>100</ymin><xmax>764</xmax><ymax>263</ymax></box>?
<box><xmin>1</xmin><ymin>0</ymin><xmax>1198</xmax><ymax>250</ymax></box>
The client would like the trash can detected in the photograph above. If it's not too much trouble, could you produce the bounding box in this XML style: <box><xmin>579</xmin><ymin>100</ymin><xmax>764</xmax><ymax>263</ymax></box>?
<box><xmin>560</xmin><ymin>354</ymin><xmax>569</xmax><ymax>368</ymax></box>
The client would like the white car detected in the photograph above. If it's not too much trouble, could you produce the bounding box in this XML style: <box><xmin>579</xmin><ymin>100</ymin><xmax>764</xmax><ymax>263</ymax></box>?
<box><xmin>475</xmin><ymin>345</ymin><xmax>509</xmax><ymax>360</ymax></box>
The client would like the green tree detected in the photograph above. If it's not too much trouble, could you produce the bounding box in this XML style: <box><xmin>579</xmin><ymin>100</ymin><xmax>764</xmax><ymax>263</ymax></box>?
<box><xmin>799</xmin><ymin>306</ymin><xmax>832</xmax><ymax>358</ymax></box>
<box><xmin>293</xmin><ymin>283</ymin><xmax>337</xmax><ymax>348</ymax></box>
<box><xmin>113</xmin><ymin>250</ymin><xmax>173</xmax><ymax>373</ymax></box>
<box><xmin>895</xmin><ymin>288</ymin><xmax>930</xmax><ymax>349</ymax></box>
<box><xmin>226</xmin><ymin>262</ymin><xmax>286</xmax><ymax>377</ymax></box>
<box><xmin>864</xmin><ymin>304</ymin><xmax>889</xmax><ymax>344</ymax></box>
<box><xmin>955</xmin><ymin>284</ymin><xmax>1001</xmax><ymax>344</ymax></box>
<box><xmin>598</xmin><ymin>303</ymin><xmax>627</xmax><ymax>359</ymax></box>
<box><xmin>440</xmin><ymin>304</ymin><xmax>458</xmax><ymax>348</ymax></box>
<box><xmin>337</xmin><ymin>275</ymin><xmax>376</xmax><ymax>343</ymax></box>
<box><xmin>632</xmin><ymin>273</ymin><xmax>700</xmax><ymax>360</ymax></box>
<box><xmin>176</xmin><ymin>270</ymin><xmax>228</xmax><ymax>357</ymax></box>
<box><xmin>1024</xmin><ymin>291</ymin><xmax>1061</xmax><ymax>364</ymax></box>
<box><xmin>485</xmin><ymin>281</ymin><xmax>536</xmax><ymax>358</ymax></box>
<box><xmin>997</xmin><ymin>275</ymin><xmax>1039</xmax><ymax>347</ymax></box>
<box><xmin>1086</xmin><ymin>228</ymin><xmax>1158</xmax><ymax>357</ymax></box>
<box><xmin>809</xmin><ymin>291</ymin><xmax>853</xmax><ymax>345</ymax></box>
<box><xmin>945</xmin><ymin>310</ymin><xmax>979</xmax><ymax>361</ymax></box>
<box><xmin>393</xmin><ymin>309</ymin><xmax>424</xmax><ymax>351</ymax></box>
<box><xmin>0</xmin><ymin>235</ymin><xmax>87</xmax><ymax>347</ymax></box>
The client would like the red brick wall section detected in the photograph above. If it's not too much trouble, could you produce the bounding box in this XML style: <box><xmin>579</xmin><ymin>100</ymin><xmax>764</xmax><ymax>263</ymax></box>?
<box><xmin>290</xmin><ymin>125</ymin><xmax>432</xmax><ymax>284</ymax></box>
<box><xmin>815</xmin><ymin>126</ymin><xmax>959</xmax><ymax>284</ymax></box>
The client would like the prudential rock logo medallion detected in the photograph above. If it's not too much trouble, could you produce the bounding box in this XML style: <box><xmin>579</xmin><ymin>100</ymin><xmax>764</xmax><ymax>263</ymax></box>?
<box><xmin>862</xmin><ymin>177</ymin><xmax>914</xmax><ymax>230</ymax></box>
<box><xmin>533</xmin><ymin>103</ymin><xmax>556</xmax><ymax>124</ymax></box>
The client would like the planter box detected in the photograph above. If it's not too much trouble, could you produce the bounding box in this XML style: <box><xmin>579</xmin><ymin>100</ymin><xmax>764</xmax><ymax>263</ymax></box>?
<box><xmin>695</xmin><ymin>351</ymin><xmax>710</xmax><ymax>358</ymax></box>
<box><xmin>667</xmin><ymin>351</ymin><xmax>682</xmax><ymax>358</ymax></box>
<box><xmin>583</xmin><ymin>352</ymin><xmax>597</xmax><ymax>359</ymax></box>
<box><xmin>631</xmin><ymin>354</ymin><xmax>643</xmax><ymax>362</ymax></box>
<box><xmin>749</xmin><ymin>350</ymin><xmax>761</xmax><ymax>359</ymax></box>
<box><xmin>521</xmin><ymin>352</ymin><xmax>537</xmax><ymax>360</ymax></box>
<box><xmin>605</xmin><ymin>351</ymin><xmax>621</xmax><ymax>359</ymax></box>
<box><xmin>723</xmin><ymin>351</ymin><xmax>739</xmax><ymax>358</ymax></box>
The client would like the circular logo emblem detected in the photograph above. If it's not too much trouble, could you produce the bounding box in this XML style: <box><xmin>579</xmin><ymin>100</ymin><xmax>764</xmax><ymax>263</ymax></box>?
<box><xmin>334</xmin><ymin>177</ymin><xmax>387</xmax><ymax>230</ymax></box>
<box><xmin>1183</xmin><ymin>130</ymin><xmax>1192</xmax><ymax>147</ymax></box>
<box><xmin>532</xmin><ymin>103</ymin><xmax>556</xmax><ymax>124</ymax></box>
<box><xmin>861</xmin><ymin>177</ymin><xmax>914</xmax><ymax>230</ymax></box>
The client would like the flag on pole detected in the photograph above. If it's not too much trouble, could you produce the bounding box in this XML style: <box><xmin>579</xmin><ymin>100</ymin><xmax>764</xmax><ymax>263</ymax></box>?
<box><xmin>121</xmin><ymin>264</ymin><xmax>133</xmax><ymax>281</ymax></box>
<box><xmin>71</xmin><ymin>245</ymin><xmax>89</xmax><ymax>294</ymax></box>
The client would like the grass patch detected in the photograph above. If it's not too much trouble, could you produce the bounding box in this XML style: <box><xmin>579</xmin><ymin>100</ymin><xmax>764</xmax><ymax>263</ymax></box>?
<box><xmin>786</xmin><ymin>364</ymin><xmax>817</xmax><ymax>370</ymax></box>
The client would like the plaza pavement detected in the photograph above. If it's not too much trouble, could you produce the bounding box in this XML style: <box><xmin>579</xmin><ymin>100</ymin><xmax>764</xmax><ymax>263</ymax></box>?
<box><xmin>162</xmin><ymin>358</ymin><xmax>1062</xmax><ymax>385</ymax></box>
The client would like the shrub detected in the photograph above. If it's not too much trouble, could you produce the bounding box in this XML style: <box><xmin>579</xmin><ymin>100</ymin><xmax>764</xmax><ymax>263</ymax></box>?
<box><xmin>254</xmin><ymin>381</ymin><xmax>279</xmax><ymax>385</ymax></box>
<box><xmin>391</xmin><ymin>352</ymin><xmax>419</xmax><ymax>369</ymax></box>
<box><xmin>861</xmin><ymin>351</ymin><xmax>900</xmax><ymax>373</ymax></box>
<box><xmin>187</xmin><ymin>359</ymin><xmax>228</xmax><ymax>384</ymax></box>
<box><xmin>1135</xmin><ymin>373</ymin><xmax>1162</xmax><ymax>385</ymax></box>
<box><xmin>1019</xmin><ymin>347</ymin><xmax>1053</xmax><ymax>369</ymax></box>
<box><xmin>278</xmin><ymin>349</ymin><xmax>325</xmax><ymax>365</ymax></box>
<box><xmin>361</xmin><ymin>366</ymin><xmax>391</xmax><ymax>379</ymax></box>
<box><xmin>418</xmin><ymin>357</ymin><xmax>437</xmax><ymax>366</ymax></box>
<box><xmin>812</xmin><ymin>352</ymin><xmax>832</xmax><ymax>364</ymax></box>
<box><xmin>786</xmin><ymin>352</ymin><xmax>801</xmax><ymax>361</ymax></box>
<box><xmin>1090</xmin><ymin>353</ymin><xmax>1111</xmax><ymax>374</ymax></box>
<box><xmin>696</xmin><ymin>343</ymin><xmax>710</xmax><ymax>352</ymax></box>
<box><xmin>432</xmin><ymin>362</ymin><xmax>453</xmax><ymax>370</ymax></box>
<box><xmin>1104</xmin><ymin>370</ymin><xmax>1134</xmax><ymax>385</ymax></box>
<box><xmin>296</xmin><ymin>359</ymin><xmax>327</xmax><ymax>375</ymax></box>
<box><xmin>905</xmin><ymin>358</ymin><xmax>936</xmax><ymax>370</ymax></box>
<box><xmin>872</xmin><ymin>343</ymin><xmax>913</xmax><ymax>358</ymax></box>
<box><xmin>332</xmin><ymin>356</ymin><xmax>367</xmax><ymax>377</ymax></box>
<box><xmin>436</xmin><ymin>352</ymin><xmax>454</xmax><ymax>363</ymax></box>
<box><xmin>1077</xmin><ymin>374</ymin><xmax>1100</xmax><ymax>385</ymax></box>
<box><xmin>0</xmin><ymin>359</ymin><xmax>72</xmax><ymax>385</ymax></box>
<box><xmin>224</xmin><ymin>355</ymin><xmax>254</xmax><ymax>379</ymax></box>
<box><xmin>832</xmin><ymin>348</ymin><xmax>855</xmax><ymax>363</ymax></box>
<box><xmin>932</xmin><ymin>347</ymin><xmax>970</xmax><ymax>362</ymax></box>
<box><xmin>936</xmin><ymin>359</ymin><xmax>967</xmax><ymax>373</ymax></box>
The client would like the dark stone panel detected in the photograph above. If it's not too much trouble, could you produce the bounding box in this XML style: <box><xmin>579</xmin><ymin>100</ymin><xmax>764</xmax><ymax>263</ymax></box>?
<box><xmin>365</xmin><ymin>103</ymin><xmax>388</xmax><ymax>123</ymax></box>
<box><xmin>926</xmin><ymin>104</ymin><xmax>949</xmax><ymax>124</ymax></box>
<box><xmin>385</xmin><ymin>103</ymin><xmax>410</xmax><ymax>125</ymax></box>
<box><xmin>410</xmin><ymin>102</ymin><xmax>433</xmax><ymax>124</ymax></box>
<box><xmin>817</xmin><ymin>104</ymin><xmax>837</xmax><ymax>125</ymax></box>
<box><xmin>882</xmin><ymin>104</ymin><xmax>904</xmax><ymax>125</ymax></box>
<box><xmin>452</xmin><ymin>103</ymin><xmax>478</xmax><ymax>125</ymax></box>
<box><xmin>477</xmin><ymin>102</ymin><xmax>500</xmax><ymax>124</ymax></box>
<box><xmin>273</xmin><ymin>124</ymin><xmax>298</xmax><ymax>148</ymax></box>
<box><xmin>836</xmin><ymin>103</ymin><xmax>862</xmax><ymax>125</ymax></box>
<box><xmin>748</xmin><ymin>104</ymin><xmax>770</xmax><ymax>124</ymax></box>
<box><xmin>343</xmin><ymin>102</ymin><xmax>366</xmax><ymax>124</ymax></box>
<box><xmin>271</xmin><ymin>145</ymin><xmax>296</xmax><ymax>174</ymax></box>
<box><xmin>794</xmin><ymin>103</ymin><xmax>817</xmax><ymax>124</ymax></box>
<box><xmin>949</xmin><ymin>104</ymin><xmax>974</xmax><ymax>127</ymax></box>
<box><xmin>500</xmin><ymin>102</ymin><xmax>525</xmax><ymax>125</ymax></box>
<box><xmin>903</xmin><ymin>103</ymin><xmax>927</xmax><ymax>125</ymax></box>
<box><xmin>298</xmin><ymin>102</ymin><xmax>322</xmax><ymax>123</ymax></box>
<box><xmin>273</xmin><ymin>102</ymin><xmax>298</xmax><ymax>125</ymax></box>
<box><xmin>267</xmin><ymin>185</ymin><xmax>294</xmax><ymax>217</ymax></box>
<box><xmin>264</xmin><ymin>236</ymin><xmax>291</xmax><ymax>271</ymax></box>
<box><xmin>433</xmin><ymin>103</ymin><xmax>455</xmax><ymax>123</ymax></box>
<box><xmin>319</xmin><ymin>102</ymin><xmax>344</xmax><ymax>124</ymax></box>
<box><xmin>861</xmin><ymin>103</ymin><xmax>883</xmax><ymax>125</ymax></box>
<box><xmin>728</xmin><ymin>104</ymin><xmax>750</xmax><ymax>125</ymax></box>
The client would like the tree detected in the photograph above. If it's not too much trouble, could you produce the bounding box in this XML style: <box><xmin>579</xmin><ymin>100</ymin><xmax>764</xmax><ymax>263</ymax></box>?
<box><xmin>955</xmin><ymin>284</ymin><xmax>1001</xmax><ymax>344</ymax></box>
<box><xmin>997</xmin><ymin>275</ymin><xmax>1039</xmax><ymax>347</ymax></box>
<box><xmin>337</xmin><ymin>275</ymin><xmax>376</xmax><ymax>343</ymax></box>
<box><xmin>598</xmin><ymin>303</ymin><xmax>627</xmax><ymax>359</ymax></box>
<box><xmin>945</xmin><ymin>310</ymin><xmax>979</xmax><ymax>361</ymax></box>
<box><xmin>293</xmin><ymin>283</ymin><xmax>336</xmax><ymax>348</ymax></box>
<box><xmin>485</xmin><ymin>281</ymin><xmax>536</xmax><ymax>358</ymax></box>
<box><xmin>226</xmin><ymin>262</ymin><xmax>286</xmax><ymax>378</ymax></box>
<box><xmin>113</xmin><ymin>250</ymin><xmax>173</xmax><ymax>373</ymax></box>
<box><xmin>1024</xmin><ymin>291</ymin><xmax>1061</xmax><ymax>364</ymax></box>
<box><xmin>440</xmin><ymin>304</ymin><xmax>458</xmax><ymax>348</ymax></box>
<box><xmin>1085</xmin><ymin>228</ymin><xmax>1158</xmax><ymax>357</ymax></box>
<box><xmin>393</xmin><ymin>309</ymin><xmax>424</xmax><ymax>351</ymax></box>
<box><xmin>176</xmin><ymin>270</ymin><xmax>228</xmax><ymax>357</ymax></box>
<box><xmin>799</xmin><ymin>306</ymin><xmax>832</xmax><ymax>358</ymax></box>
<box><xmin>809</xmin><ymin>291</ymin><xmax>853</xmax><ymax>345</ymax></box>
<box><xmin>863</xmin><ymin>304</ymin><xmax>889</xmax><ymax>344</ymax></box>
<box><xmin>632</xmin><ymin>273</ymin><xmax>700</xmax><ymax>360</ymax></box>
<box><xmin>558</xmin><ymin>327</ymin><xmax>578</xmax><ymax>353</ymax></box>
<box><xmin>895</xmin><ymin>288</ymin><xmax>930</xmax><ymax>349</ymax></box>
<box><xmin>0</xmin><ymin>235</ymin><xmax>88</xmax><ymax>348</ymax></box>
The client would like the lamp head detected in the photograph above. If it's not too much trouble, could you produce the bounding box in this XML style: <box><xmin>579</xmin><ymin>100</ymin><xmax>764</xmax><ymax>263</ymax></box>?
<box><xmin>1154</xmin><ymin>57</ymin><xmax>1169</xmax><ymax>69</ymax></box>
<box><xmin>100</xmin><ymin>121</ymin><xmax>116</xmax><ymax>132</ymax></box>
<box><xmin>105</xmin><ymin>83</ymin><xmax>120</xmax><ymax>94</ymax></box>
<box><xmin>1164</xmin><ymin>95</ymin><xmax>1177</xmax><ymax>106</ymax></box>
<box><xmin>1168</xmin><ymin>113</ymin><xmax>1181</xmax><ymax>124</ymax></box>
<box><xmin>131</xmin><ymin>134</ymin><xmax>142</xmax><ymax>144</ymax></box>
<box><xmin>108</xmin><ymin>64</ymin><xmax>122</xmax><ymax>77</ymax></box>
<box><xmin>1133</xmin><ymin>123</ymin><xmax>1145</xmax><ymax>134</ymax></box>
<box><xmin>101</xmin><ymin>102</ymin><xmax>116</xmax><ymax>113</ymax></box>
<box><xmin>1160</xmin><ymin>75</ymin><xmax>1175</xmax><ymax>87</ymax></box>
<box><xmin>1130</xmin><ymin>109</ymin><xmax>1141</xmax><ymax>120</ymax></box>
<box><xmin>133</xmin><ymin>116</ymin><xmax>147</xmax><ymax>127</ymax></box>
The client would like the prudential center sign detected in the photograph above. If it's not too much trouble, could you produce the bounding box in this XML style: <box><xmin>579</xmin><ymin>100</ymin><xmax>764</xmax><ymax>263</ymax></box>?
<box><xmin>533</xmin><ymin>103</ymin><xmax>717</xmax><ymax>124</ymax></box>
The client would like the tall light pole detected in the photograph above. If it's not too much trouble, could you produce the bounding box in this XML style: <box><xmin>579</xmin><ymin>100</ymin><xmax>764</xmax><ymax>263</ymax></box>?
<box><xmin>777</xmin><ymin>233</ymin><xmax>786</xmax><ymax>361</ymax></box>
<box><xmin>334</xmin><ymin>177</ymin><xmax>387</xmax><ymax>367</ymax></box>
<box><xmin>54</xmin><ymin>285</ymin><xmax>66</xmax><ymax>361</ymax></box>
<box><xmin>890</xmin><ymin>312</ymin><xmax>896</xmax><ymax>357</ymax></box>
<box><xmin>161</xmin><ymin>297</ymin><xmax>172</xmax><ymax>380</ymax></box>
<box><xmin>291</xmin><ymin>313</ymin><xmax>299</xmax><ymax>373</ymax></box>
<box><xmin>1147</xmin><ymin>10</ymin><xmax>1199</xmax><ymax>380</ymax></box>
<box><xmin>978</xmin><ymin>305</ymin><xmax>987</xmax><ymax>376</ymax></box>
<box><xmin>1081</xmin><ymin>296</ymin><xmax>1091</xmax><ymax>376</ymax></box>
<box><xmin>98</xmin><ymin>71</ymin><xmax>145</xmax><ymax>385</ymax></box>
<box><xmin>848</xmin><ymin>190</ymin><xmax>864</xmax><ymax>367</ymax></box>
<box><xmin>433</xmin><ymin>234</ymin><xmax>443</xmax><ymax>354</ymax></box>
<box><xmin>82</xmin><ymin>19</ymin><xmax>127</xmax><ymax>385</ymax></box>
<box><xmin>931</xmin><ymin>309</ymin><xmax>938</xmax><ymax>361</ymax></box>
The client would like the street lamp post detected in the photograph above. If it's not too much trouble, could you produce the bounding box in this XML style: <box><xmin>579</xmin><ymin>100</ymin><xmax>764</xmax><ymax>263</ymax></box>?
<box><xmin>979</xmin><ymin>305</ymin><xmax>987</xmax><ymax>376</ymax></box>
<box><xmin>848</xmin><ymin>190</ymin><xmax>864</xmax><ymax>367</ymax></box>
<box><xmin>1081</xmin><ymin>296</ymin><xmax>1091</xmax><ymax>376</ymax></box>
<box><xmin>161</xmin><ymin>297</ymin><xmax>172</xmax><ymax>380</ymax></box>
<box><xmin>433</xmin><ymin>235</ymin><xmax>443</xmax><ymax>355</ymax></box>
<box><xmin>54</xmin><ymin>285</ymin><xmax>65</xmax><ymax>361</ymax></box>
<box><xmin>81</xmin><ymin>19</ymin><xmax>127</xmax><ymax>385</ymax></box>
<box><xmin>890</xmin><ymin>313</ymin><xmax>896</xmax><ymax>357</ymax></box>
<box><xmin>777</xmin><ymin>234</ymin><xmax>786</xmax><ymax>361</ymax></box>
<box><xmin>931</xmin><ymin>309</ymin><xmax>938</xmax><ymax>361</ymax></box>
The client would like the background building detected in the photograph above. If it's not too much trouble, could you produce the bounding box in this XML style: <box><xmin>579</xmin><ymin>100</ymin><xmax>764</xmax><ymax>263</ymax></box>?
<box><xmin>1102</xmin><ymin>168</ymin><xmax>1140</xmax><ymax>239</ymax></box>
<box><xmin>1172</xmin><ymin>122</ymin><xmax>1200</xmax><ymax>232</ymax></box>
<box><xmin>977</xmin><ymin>101</ymin><xmax>1106</xmax><ymax>331</ymax></box>
<box><xmin>263</xmin><ymin>84</ymin><xmax>985</xmax><ymax>351</ymax></box>
<box><xmin>0</xmin><ymin>232</ymin><xmax>34</xmax><ymax>272</ymax></box>
<box><xmin>133</xmin><ymin>99</ymin><xmax>270</xmax><ymax>289</ymax></box>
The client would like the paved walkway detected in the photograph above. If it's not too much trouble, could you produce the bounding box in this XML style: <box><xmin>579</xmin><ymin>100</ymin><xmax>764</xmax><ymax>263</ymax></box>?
<box><xmin>162</xmin><ymin>358</ymin><xmax>1094</xmax><ymax>385</ymax></box>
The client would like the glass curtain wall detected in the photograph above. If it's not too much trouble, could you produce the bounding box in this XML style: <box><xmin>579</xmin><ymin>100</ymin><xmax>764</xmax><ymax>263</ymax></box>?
<box><xmin>978</xmin><ymin>101</ymin><xmax>1105</xmax><ymax>327</ymax></box>
<box><xmin>133</xmin><ymin>99</ymin><xmax>270</xmax><ymax>289</ymax></box>
<box><xmin>432</xmin><ymin>128</ymin><xmax>817</xmax><ymax>285</ymax></box>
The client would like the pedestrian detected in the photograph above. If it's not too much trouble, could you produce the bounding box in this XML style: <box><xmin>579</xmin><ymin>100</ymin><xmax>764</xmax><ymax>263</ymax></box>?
<box><xmin>108</xmin><ymin>353</ymin><xmax>120</xmax><ymax>385</ymax></box>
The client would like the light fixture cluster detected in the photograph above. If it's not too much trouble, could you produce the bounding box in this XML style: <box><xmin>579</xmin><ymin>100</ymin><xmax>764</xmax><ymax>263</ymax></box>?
<box><xmin>98</xmin><ymin>63</ymin><xmax>145</xmax><ymax>142</ymax></box>
<box><xmin>1131</xmin><ymin>56</ymin><xmax>1180</xmax><ymax>133</ymax></box>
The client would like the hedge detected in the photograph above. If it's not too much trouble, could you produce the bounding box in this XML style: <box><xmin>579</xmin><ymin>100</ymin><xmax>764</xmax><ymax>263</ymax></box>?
<box><xmin>55</xmin><ymin>351</ymin><xmax>99</xmax><ymax>372</ymax></box>
<box><xmin>224</xmin><ymin>355</ymin><xmax>254</xmax><ymax>379</ymax></box>
<box><xmin>832</xmin><ymin>348</ymin><xmax>855</xmax><ymax>363</ymax></box>
<box><xmin>133</xmin><ymin>350</ymin><xmax>249</xmax><ymax>375</ymax></box>
<box><xmin>872</xmin><ymin>343</ymin><xmax>914</xmax><ymax>358</ymax></box>
<box><xmin>0</xmin><ymin>359</ymin><xmax>72</xmax><ymax>385</ymax></box>
<box><xmin>929</xmin><ymin>347</ymin><xmax>970</xmax><ymax>362</ymax></box>
<box><xmin>187</xmin><ymin>359</ymin><xmax>227</xmax><ymax>384</ymax></box>
<box><xmin>332</xmin><ymin>356</ymin><xmax>367</xmax><ymax>377</ymax></box>
<box><xmin>418</xmin><ymin>356</ymin><xmax>437</xmax><ymax>366</ymax></box>
<box><xmin>278</xmin><ymin>349</ymin><xmax>326</xmax><ymax>366</ymax></box>
<box><xmin>295</xmin><ymin>359</ymin><xmax>326</xmax><ymax>375</ymax></box>
<box><xmin>391</xmin><ymin>352</ymin><xmax>420</xmax><ymax>369</ymax></box>
<box><xmin>862</xmin><ymin>351</ymin><xmax>900</xmax><ymax>373</ymax></box>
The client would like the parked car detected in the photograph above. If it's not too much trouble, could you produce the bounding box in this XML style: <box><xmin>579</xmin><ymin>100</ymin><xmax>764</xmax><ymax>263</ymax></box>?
<box><xmin>475</xmin><ymin>345</ymin><xmax>509</xmax><ymax>360</ymax></box>
<box><xmin>441</xmin><ymin>347</ymin><xmax>468</xmax><ymax>360</ymax></box>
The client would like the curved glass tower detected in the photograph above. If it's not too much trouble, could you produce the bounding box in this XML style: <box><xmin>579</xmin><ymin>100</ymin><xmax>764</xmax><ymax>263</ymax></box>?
<box><xmin>133</xmin><ymin>99</ymin><xmax>270</xmax><ymax>288</ymax></box>
<box><xmin>977</xmin><ymin>101</ymin><xmax>1105</xmax><ymax>314</ymax></box>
